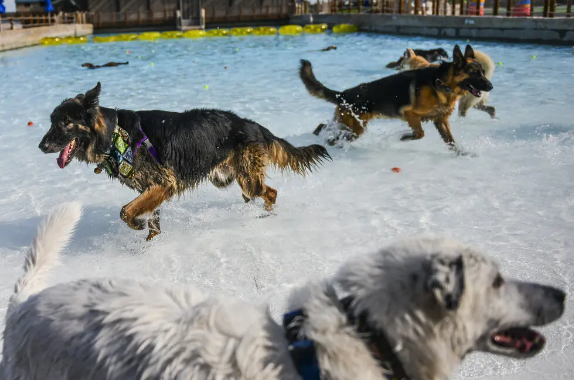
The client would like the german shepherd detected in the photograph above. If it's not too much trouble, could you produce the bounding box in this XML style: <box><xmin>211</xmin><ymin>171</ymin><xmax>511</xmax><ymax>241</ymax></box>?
<box><xmin>398</xmin><ymin>48</ymin><xmax>496</xmax><ymax>118</ymax></box>
<box><xmin>38</xmin><ymin>83</ymin><xmax>331</xmax><ymax>240</ymax></box>
<box><xmin>385</xmin><ymin>47</ymin><xmax>449</xmax><ymax>69</ymax></box>
<box><xmin>300</xmin><ymin>45</ymin><xmax>493</xmax><ymax>148</ymax></box>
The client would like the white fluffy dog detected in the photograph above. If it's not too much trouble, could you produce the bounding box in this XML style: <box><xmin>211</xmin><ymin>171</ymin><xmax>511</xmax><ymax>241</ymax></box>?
<box><xmin>1</xmin><ymin>203</ymin><xmax>566</xmax><ymax>380</ymax></box>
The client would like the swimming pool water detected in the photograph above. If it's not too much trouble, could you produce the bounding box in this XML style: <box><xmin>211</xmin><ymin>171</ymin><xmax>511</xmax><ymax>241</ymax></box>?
<box><xmin>1</xmin><ymin>32</ymin><xmax>573</xmax><ymax>380</ymax></box>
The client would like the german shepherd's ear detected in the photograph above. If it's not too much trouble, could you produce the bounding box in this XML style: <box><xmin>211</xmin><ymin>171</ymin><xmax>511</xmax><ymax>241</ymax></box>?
<box><xmin>464</xmin><ymin>44</ymin><xmax>475</xmax><ymax>60</ymax></box>
<box><xmin>84</xmin><ymin>82</ymin><xmax>101</xmax><ymax>110</ymax></box>
<box><xmin>453</xmin><ymin>45</ymin><xmax>465</xmax><ymax>68</ymax></box>
<box><xmin>75</xmin><ymin>94</ymin><xmax>85</xmax><ymax>102</ymax></box>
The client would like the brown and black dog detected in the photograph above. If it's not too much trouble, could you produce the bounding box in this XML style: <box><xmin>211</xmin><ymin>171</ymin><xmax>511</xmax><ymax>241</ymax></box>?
<box><xmin>38</xmin><ymin>83</ymin><xmax>330</xmax><ymax>240</ymax></box>
<box><xmin>300</xmin><ymin>45</ymin><xmax>493</xmax><ymax>148</ymax></box>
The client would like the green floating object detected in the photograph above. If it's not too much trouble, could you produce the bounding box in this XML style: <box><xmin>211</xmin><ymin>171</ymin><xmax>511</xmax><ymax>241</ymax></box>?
<box><xmin>531</xmin><ymin>55</ymin><xmax>536</xmax><ymax>59</ymax></box>
<box><xmin>204</xmin><ymin>85</ymin><xmax>209</xmax><ymax>90</ymax></box>
<box><xmin>498</xmin><ymin>62</ymin><xmax>503</xmax><ymax>65</ymax></box>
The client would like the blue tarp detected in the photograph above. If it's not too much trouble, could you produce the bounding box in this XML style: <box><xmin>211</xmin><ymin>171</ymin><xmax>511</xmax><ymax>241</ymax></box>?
<box><xmin>45</xmin><ymin>0</ymin><xmax>53</xmax><ymax>12</ymax></box>
<box><xmin>0</xmin><ymin>0</ymin><xmax>6</xmax><ymax>15</ymax></box>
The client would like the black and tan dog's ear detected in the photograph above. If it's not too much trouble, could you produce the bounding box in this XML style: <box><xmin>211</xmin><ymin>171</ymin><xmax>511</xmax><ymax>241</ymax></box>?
<box><xmin>426</xmin><ymin>254</ymin><xmax>465</xmax><ymax>311</ymax></box>
<box><xmin>453</xmin><ymin>45</ymin><xmax>464</xmax><ymax>67</ymax></box>
<box><xmin>75</xmin><ymin>94</ymin><xmax>85</xmax><ymax>102</ymax></box>
<box><xmin>464</xmin><ymin>44</ymin><xmax>475</xmax><ymax>60</ymax></box>
<box><xmin>84</xmin><ymin>82</ymin><xmax>101</xmax><ymax>110</ymax></box>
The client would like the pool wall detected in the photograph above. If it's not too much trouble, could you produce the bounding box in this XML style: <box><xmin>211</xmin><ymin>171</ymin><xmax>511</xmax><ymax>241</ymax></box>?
<box><xmin>292</xmin><ymin>14</ymin><xmax>574</xmax><ymax>45</ymax></box>
<box><xmin>0</xmin><ymin>24</ymin><xmax>93</xmax><ymax>52</ymax></box>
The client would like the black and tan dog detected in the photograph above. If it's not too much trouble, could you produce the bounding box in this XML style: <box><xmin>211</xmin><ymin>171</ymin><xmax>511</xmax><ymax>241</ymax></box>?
<box><xmin>38</xmin><ymin>83</ymin><xmax>330</xmax><ymax>240</ymax></box>
<box><xmin>300</xmin><ymin>45</ymin><xmax>493</xmax><ymax>148</ymax></box>
<box><xmin>386</xmin><ymin>47</ymin><xmax>449</xmax><ymax>69</ymax></box>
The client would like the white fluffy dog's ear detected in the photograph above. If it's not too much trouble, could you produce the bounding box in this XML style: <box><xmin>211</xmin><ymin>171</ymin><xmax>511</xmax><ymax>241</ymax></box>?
<box><xmin>426</xmin><ymin>255</ymin><xmax>465</xmax><ymax>311</ymax></box>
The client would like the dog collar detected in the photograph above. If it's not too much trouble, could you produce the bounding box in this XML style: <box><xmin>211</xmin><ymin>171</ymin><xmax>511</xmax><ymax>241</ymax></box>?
<box><xmin>283</xmin><ymin>297</ymin><xmax>411</xmax><ymax>380</ymax></box>
<box><xmin>96</xmin><ymin>124</ymin><xmax>161</xmax><ymax>178</ymax></box>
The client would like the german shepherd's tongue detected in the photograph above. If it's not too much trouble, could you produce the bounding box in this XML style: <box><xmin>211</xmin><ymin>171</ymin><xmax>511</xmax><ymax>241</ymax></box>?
<box><xmin>57</xmin><ymin>142</ymin><xmax>73</xmax><ymax>169</ymax></box>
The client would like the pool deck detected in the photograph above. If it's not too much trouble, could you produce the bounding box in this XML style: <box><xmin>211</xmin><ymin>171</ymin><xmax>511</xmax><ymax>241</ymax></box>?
<box><xmin>291</xmin><ymin>14</ymin><xmax>574</xmax><ymax>45</ymax></box>
<box><xmin>0</xmin><ymin>24</ymin><xmax>93</xmax><ymax>52</ymax></box>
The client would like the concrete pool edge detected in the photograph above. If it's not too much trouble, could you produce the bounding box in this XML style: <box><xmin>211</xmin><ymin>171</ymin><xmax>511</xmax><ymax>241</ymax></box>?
<box><xmin>291</xmin><ymin>14</ymin><xmax>574</xmax><ymax>46</ymax></box>
<box><xmin>0</xmin><ymin>24</ymin><xmax>93</xmax><ymax>52</ymax></box>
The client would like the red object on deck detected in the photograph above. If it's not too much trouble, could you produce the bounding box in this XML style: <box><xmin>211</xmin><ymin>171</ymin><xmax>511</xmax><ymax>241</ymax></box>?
<box><xmin>391</xmin><ymin>167</ymin><xmax>401</xmax><ymax>173</ymax></box>
<box><xmin>27</xmin><ymin>121</ymin><xmax>34</xmax><ymax>126</ymax></box>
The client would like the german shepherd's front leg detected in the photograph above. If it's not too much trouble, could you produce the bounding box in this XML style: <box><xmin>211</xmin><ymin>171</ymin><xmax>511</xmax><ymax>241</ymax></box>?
<box><xmin>401</xmin><ymin>112</ymin><xmax>425</xmax><ymax>141</ymax></box>
<box><xmin>146</xmin><ymin>208</ymin><xmax>161</xmax><ymax>241</ymax></box>
<box><xmin>120</xmin><ymin>185</ymin><xmax>170</xmax><ymax>240</ymax></box>
<box><xmin>433</xmin><ymin>119</ymin><xmax>455</xmax><ymax>146</ymax></box>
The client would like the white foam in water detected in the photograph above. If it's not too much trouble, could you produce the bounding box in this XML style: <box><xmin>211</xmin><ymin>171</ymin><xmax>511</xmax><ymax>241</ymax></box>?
<box><xmin>0</xmin><ymin>33</ymin><xmax>573</xmax><ymax>379</ymax></box>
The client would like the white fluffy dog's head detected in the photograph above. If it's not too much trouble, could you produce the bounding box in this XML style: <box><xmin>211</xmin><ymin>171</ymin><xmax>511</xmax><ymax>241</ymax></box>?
<box><xmin>291</xmin><ymin>237</ymin><xmax>565</xmax><ymax>380</ymax></box>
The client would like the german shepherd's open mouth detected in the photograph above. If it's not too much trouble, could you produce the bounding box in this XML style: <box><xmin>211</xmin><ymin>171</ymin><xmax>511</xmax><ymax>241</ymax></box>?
<box><xmin>56</xmin><ymin>138</ymin><xmax>79</xmax><ymax>169</ymax></box>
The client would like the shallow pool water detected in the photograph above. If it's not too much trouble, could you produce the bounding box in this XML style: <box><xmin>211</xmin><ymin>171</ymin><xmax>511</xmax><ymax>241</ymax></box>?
<box><xmin>1</xmin><ymin>32</ymin><xmax>573</xmax><ymax>379</ymax></box>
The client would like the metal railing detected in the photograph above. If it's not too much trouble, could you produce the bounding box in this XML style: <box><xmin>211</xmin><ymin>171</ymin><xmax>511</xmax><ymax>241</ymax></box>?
<box><xmin>204</xmin><ymin>1</ymin><xmax>289</xmax><ymax>23</ymax></box>
<box><xmin>0</xmin><ymin>12</ymin><xmax>88</xmax><ymax>31</ymax></box>
<box><xmin>294</xmin><ymin>0</ymin><xmax>572</xmax><ymax>17</ymax></box>
<box><xmin>88</xmin><ymin>10</ymin><xmax>178</xmax><ymax>28</ymax></box>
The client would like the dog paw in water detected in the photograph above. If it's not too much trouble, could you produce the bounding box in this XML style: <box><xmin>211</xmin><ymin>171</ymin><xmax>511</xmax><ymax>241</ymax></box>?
<box><xmin>452</xmin><ymin>145</ymin><xmax>478</xmax><ymax>157</ymax></box>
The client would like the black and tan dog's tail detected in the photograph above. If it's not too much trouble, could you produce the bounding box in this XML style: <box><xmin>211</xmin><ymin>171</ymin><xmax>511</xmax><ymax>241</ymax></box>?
<box><xmin>299</xmin><ymin>60</ymin><xmax>341</xmax><ymax>105</ymax></box>
<box><xmin>267</xmin><ymin>137</ymin><xmax>331</xmax><ymax>175</ymax></box>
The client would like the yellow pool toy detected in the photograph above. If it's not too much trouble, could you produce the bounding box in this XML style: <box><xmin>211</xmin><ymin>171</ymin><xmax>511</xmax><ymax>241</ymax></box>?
<box><xmin>332</xmin><ymin>24</ymin><xmax>358</xmax><ymax>34</ymax></box>
<box><xmin>40</xmin><ymin>37</ymin><xmax>64</xmax><ymax>46</ymax></box>
<box><xmin>230</xmin><ymin>27</ymin><xmax>253</xmax><ymax>36</ymax></box>
<box><xmin>253</xmin><ymin>26</ymin><xmax>277</xmax><ymax>36</ymax></box>
<box><xmin>63</xmin><ymin>36</ymin><xmax>87</xmax><ymax>44</ymax></box>
<box><xmin>161</xmin><ymin>31</ymin><xmax>183</xmax><ymax>39</ymax></box>
<box><xmin>139</xmin><ymin>32</ymin><xmax>161</xmax><ymax>41</ymax></box>
<box><xmin>279</xmin><ymin>25</ymin><xmax>303</xmax><ymax>35</ymax></box>
<box><xmin>93</xmin><ymin>36</ymin><xmax>116</xmax><ymax>43</ymax></box>
<box><xmin>303</xmin><ymin>24</ymin><xmax>328</xmax><ymax>34</ymax></box>
<box><xmin>206</xmin><ymin>29</ymin><xmax>230</xmax><ymax>37</ymax></box>
<box><xmin>115</xmin><ymin>34</ymin><xmax>138</xmax><ymax>42</ymax></box>
<box><xmin>184</xmin><ymin>30</ymin><xmax>206</xmax><ymax>38</ymax></box>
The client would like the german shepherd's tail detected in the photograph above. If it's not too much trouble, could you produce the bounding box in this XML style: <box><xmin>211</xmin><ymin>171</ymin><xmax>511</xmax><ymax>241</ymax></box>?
<box><xmin>262</xmin><ymin>129</ymin><xmax>331</xmax><ymax>175</ymax></box>
<box><xmin>299</xmin><ymin>59</ymin><xmax>342</xmax><ymax>105</ymax></box>
<box><xmin>6</xmin><ymin>202</ymin><xmax>82</xmax><ymax>320</ymax></box>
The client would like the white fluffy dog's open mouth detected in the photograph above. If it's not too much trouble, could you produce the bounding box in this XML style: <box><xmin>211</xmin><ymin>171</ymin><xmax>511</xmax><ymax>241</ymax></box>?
<box><xmin>489</xmin><ymin>327</ymin><xmax>545</xmax><ymax>357</ymax></box>
<box><xmin>57</xmin><ymin>138</ymin><xmax>79</xmax><ymax>169</ymax></box>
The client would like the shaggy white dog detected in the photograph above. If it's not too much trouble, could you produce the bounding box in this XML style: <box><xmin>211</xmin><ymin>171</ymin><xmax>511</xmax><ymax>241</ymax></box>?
<box><xmin>1</xmin><ymin>203</ymin><xmax>566</xmax><ymax>380</ymax></box>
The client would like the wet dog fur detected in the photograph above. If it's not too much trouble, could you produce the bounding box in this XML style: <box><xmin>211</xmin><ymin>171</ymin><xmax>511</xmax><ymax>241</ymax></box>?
<box><xmin>300</xmin><ymin>45</ymin><xmax>493</xmax><ymax>148</ymax></box>
<box><xmin>38</xmin><ymin>83</ymin><xmax>331</xmax><ymax>240</ymax></box>
<box><xmin>1</xmin><ymin>203</ymin><xmax>566</xmax><ymax>380</ymax></box>
<box><xmin>386</xmin><ymin>47</ymin><xmax>449</xmax><ymax>69</ymax></box>
<box><xmin>398</xmin><ymin>48</ymin><xmax>496</xmax><ymax>118</ymax></box>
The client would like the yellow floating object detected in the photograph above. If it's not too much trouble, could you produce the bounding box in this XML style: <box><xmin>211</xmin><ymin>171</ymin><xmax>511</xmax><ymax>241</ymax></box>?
<box><xmin>230</xmin><ymin>27</ymin><xmax>253</xmax><ymax>36</ymax></box>
<box><xmin>63</xmin><ymin>36</ymin><xmax>88</xmax><ymax>44</ymax></box>
<box><xmin>139</xmin><ymin>32</ymin><xmax>161</xmax><ymax>41</ymax></box>
<box><xmin>279</xmin><ymin>25</ymin><xmax>303</xmax><ymax>35</ymax></box>
<box><xmin>252</xmin><ymin>26</ymin><xmax>277</xmax><ymax>36</ymax></box>
<box><xmin>304</xmin><ymin>24</ymin><xmax>328</xmax><ymax>34</ymax></box>
<box><xmin>93</xmin><ymin>36</ymin><xmax>116</xmax><ymax>43</ymax></box>
<box><xmin>184</xmin><ymin>30</ymin><xmax>206</xmax><ymax>38</ymax></box>
<box><xmin>161</xmin><ymin>31</ymin><xmax>183</xmax><ymax>39</ymax></box>
<box><xmin>206</xmin><ymin>29</ymin><xmax>230</xmax><ymax>37</ymax></box>
<box><xmin>40</xmin><ymin>37</ymin><xmax>64</xmax><ymax>45</ymax></box>
<box><xmin>332</xmin><ymin>24</ymin><xmax>358</xmax><ymax>34</ymax></box>
<box><xmin>115</xmin><ymin>34</ymin><xmax>138</xmax><ymax>42</ymax></box>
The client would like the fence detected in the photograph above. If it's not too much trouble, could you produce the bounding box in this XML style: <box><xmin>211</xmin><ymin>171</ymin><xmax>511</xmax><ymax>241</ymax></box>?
<box><xmin>0</xmin><ymin>12</ymin><xmax>88</xmax><ymax>31</ymax></box>
<box><xmin>295</xmin><ymin>0</ymin><xmax>572</xmax><ymax>17</ymax></box>
<box><xmin>204</xmin><ymin>1</ymin><xmax>289</xmax><ymax>23</ymax></box>
<box><xmin>88</xmin><ymin>10</ymin><xmax>177</xmax><ymax>28</ymax></box>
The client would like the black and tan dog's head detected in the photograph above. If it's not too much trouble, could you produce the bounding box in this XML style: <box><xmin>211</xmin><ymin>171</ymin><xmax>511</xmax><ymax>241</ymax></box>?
<box><xmin>39</xmin><ymin>82</ymin><xmax>110</xmax><ymax>168</ymax></box>
<box><xmin>451</xmin><ymin>44</ymin><xmax>493</xmax><ymax>97</ymax></box>
<box><xmin>428</xmin><ymin>47</ymin><xmax>449</xmax><ymax>62</ymax></box>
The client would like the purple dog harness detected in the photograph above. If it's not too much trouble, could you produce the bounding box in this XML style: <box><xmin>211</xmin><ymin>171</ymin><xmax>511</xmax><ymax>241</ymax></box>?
<box><xmin>96</xmin><ymin>124</ymin><xmax>161</xmax><ymax>179</ymax></box>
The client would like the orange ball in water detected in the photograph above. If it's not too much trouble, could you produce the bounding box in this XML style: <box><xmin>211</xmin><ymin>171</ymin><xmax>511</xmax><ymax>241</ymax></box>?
<box><xmin>391</xmin><ymin>167</ymin><xmax>401</xmax><ymax>173</ymax></box>
<box><xmin>27</xmin><ymin>121</ymin><xmax>34</xmax><ymax>126</ymax></box>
